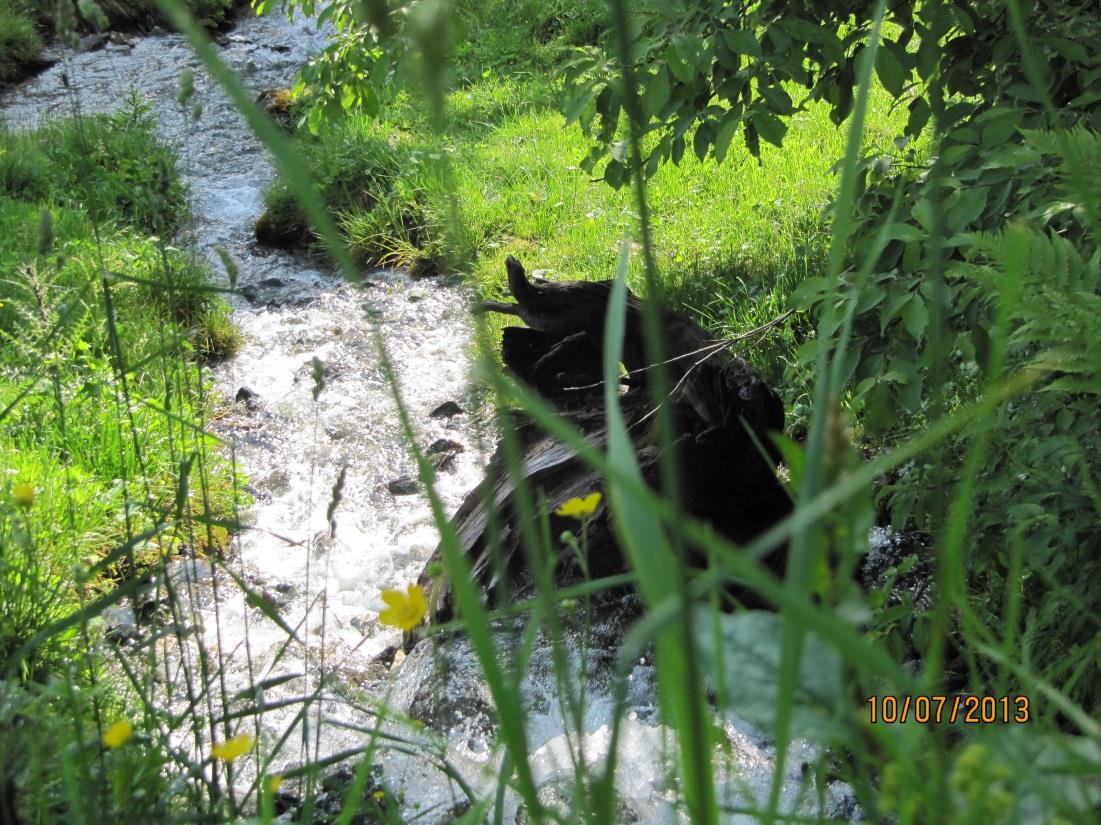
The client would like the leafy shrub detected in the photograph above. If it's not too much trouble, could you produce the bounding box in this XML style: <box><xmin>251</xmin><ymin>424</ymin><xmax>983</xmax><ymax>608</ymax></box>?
<box><xmin>785</xmin><ymin>9</ymin><xmax>1101</xmax><ymax>711</ymax></box>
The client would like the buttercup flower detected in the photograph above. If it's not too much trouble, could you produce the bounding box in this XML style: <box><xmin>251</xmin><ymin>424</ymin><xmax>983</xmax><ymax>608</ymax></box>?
<box><xmin>264</xmin><ymin>774</ymin><xmax>284</xmax><ymax>794</ymax></box>
<box><xmin>12</xmin><ymin>483</ymin><xmax>34</xmax><ymax>509</ymax></box>
<box><xmin>378</xmin><ymin>584</ymin><xmax>428</xmax><ymax>631</ymax></box>
<box><xmin>211</xmin><ymin>733</ymin><xmax>254</xmax><ymax>762</ymax></box>
<box><xmin>554</xmin><ymin>491</ymin><xmax>602</xmax><ymax>519</ymax></box>
<box><xmin>102</xmin><ymin>719</ymin><xmax>133</xmax><ymax>749</ymax></box>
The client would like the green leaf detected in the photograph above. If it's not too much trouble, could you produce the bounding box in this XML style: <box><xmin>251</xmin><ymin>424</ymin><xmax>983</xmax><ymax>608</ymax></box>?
<box><xmin>901</xmin><ymin>293</ymin><xmax>928</xmax><ymax>340</ymax></box>
<box><xmin>603</xmin><ymin>159</ymin><xmax>626</xmax><ymax>188</ymax></box>
<box><xmin>780</xmin><ymin>18</ymin><xmax>829</xmax><ymax>45</ymax></box>
<box><xmin>751</xmin><ymin>110</ymin><xmax>787</xmax><ymax>147</ymax></box>
<box><xmin>912</xmin><ymin>198</ymin><xmax>936</xmax><ymax>232</ymax></box>
<box><xmin>875</xmin><ymin>44</ymin><xmax>906</xmax><ymax>97</ymax></box>
<box><xmin>885</xmin><ymin>223</ymin><xmax>926</xmax><ymax>243</ymax></box>
<box><xmin>906</xmin><ymin>97</ymin><xmax>931</xmax><ymax>137</ymax></box>
<box><xmin>695</xmin><ymin>610</ymin><xmax>844</xmax><ymax>740</ymax></box>
<box><xmin>693</xmin><ymin>122</ymin><xmax>713</xmax><ymax>161</ymax></box>
<box><xmin>759</xmin><ymin>83</ymin><xmax>795</xmax><ymax>115</ymax></box>
<box><xmin>722</xmin><ymin>28</ymin><xmax>761</xmax><ymax>58</ymax></box>
<box><xmin>642</xmin><ymin>67</ymin><xmax>671</xmax><ymax>117</ymax></box>
<box><xmin>862</xmin><ymin>380</ymin><xmax>897</xmax><ymax>438</ymax></box>
<box><xmin>667</xmin><ymin>39</ymin><xmax>697</xmax><ymax>84</ymax></box>
<box><xmin>712</xmin><ymin>112</ymin><xmax>740</xmax><ymax>163</ymax></box>
<box><xmin>947</xmin><ymin>186</ymin><xmax>989</xmax><ymax>232</ymax></box>
<box><xmin>978</xmin><ymin>108</ymin><xmax>1021</xmax><ymax>148</ymax></box>
<box><xmin>743</xmin><ymin>119</ymin><xmax>760</xmax><ymax>157</ymax></box>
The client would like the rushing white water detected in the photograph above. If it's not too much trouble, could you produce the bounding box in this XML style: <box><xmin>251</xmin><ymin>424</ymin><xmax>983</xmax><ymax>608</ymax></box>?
<box><xmin>2</xmin><ymin>13</ymin><xmax>859</xmax><ymax>823</ymax></box>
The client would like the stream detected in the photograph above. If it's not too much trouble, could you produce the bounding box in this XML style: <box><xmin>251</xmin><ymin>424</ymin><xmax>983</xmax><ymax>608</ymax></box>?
<box><xmin>1</xmin><ymin>11</ymin><xmax>859</xmax><ymax>823</ymax></box>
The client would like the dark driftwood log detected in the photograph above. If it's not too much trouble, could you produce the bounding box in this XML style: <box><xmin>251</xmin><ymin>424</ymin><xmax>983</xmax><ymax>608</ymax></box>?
<box><xmin>417</xmin><ymin>256</ymin><xmax>791</xmax><ymax>624</ymax></box>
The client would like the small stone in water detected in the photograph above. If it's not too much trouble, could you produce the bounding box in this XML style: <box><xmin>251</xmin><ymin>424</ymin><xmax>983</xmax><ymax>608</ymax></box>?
<box><xmin>387</xmin><ymin>476</ymin><xmax>418</xmax><ymax>496</ymax></box>
<box><xmin>235</xmin><ymin>386</ymin><xmax>262</xmax><ymax>411</ymax></box>
<box><xmin>427</xmin><ymin>438</ymin><xmax>463</xmax><ymax>455</ymax></box>
<box><xmin>428</xmin><ymin>400</ymin><xmax>463</xmax><ymax>418</ymax></box>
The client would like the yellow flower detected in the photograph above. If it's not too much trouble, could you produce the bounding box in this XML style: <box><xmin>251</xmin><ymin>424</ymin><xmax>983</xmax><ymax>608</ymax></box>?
<box><xmin>554</xmin><ymin>491</ymin><xmax>602</xmax><ymax>519</ymax></box>
<box><xmin>264</xmin><ymin>774</ymin><xmax>283</xmax><ymax>794</ymax></box>
<box><xmin>378</xmin><ymin>584</ymin><xmax>428</xmax><ymax>631</ymax></box>
<box><xmin>102</xmin><ymin>719</ymin><xmax>133</xmax><ymax>749</ymax></box>
<box><xmin>12</xmin><ymin>483</ymin><xmax>34</xmax><ymax>509</ymax></box>
<box><xmin>211</xmin><ymin>733</ymin><xmax>254</xmax><ymax>762</ymax></box>
<box><xmin>372</xmin><ymin>789</ymin><xmax>386</xmax><ymax>801</ymax></box>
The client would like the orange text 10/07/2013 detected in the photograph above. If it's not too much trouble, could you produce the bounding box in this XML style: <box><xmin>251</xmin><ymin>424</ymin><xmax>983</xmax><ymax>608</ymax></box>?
<box><xmin>866</xmin><ymin>695</ymin><xmax>1031</xmax><ymax>725</ymax></box>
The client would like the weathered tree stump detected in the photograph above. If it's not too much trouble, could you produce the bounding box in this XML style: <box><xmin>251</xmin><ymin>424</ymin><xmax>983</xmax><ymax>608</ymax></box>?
<box><xmin>417</xmin><ymin>256</ymin><xmax>791</xmax><ymax>623</ymax></box>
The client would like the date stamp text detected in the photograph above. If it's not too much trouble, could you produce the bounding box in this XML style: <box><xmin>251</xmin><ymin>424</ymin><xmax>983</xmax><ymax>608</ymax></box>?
<box><xmin>866</xmin><ymin>695</ymin><xmax>1030</xmax><ymax>724</ymax></box>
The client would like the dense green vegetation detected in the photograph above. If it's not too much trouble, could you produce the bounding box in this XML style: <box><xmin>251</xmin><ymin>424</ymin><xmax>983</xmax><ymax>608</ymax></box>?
<box><xmin>1</xmin><ymin>97</ymin><xmax>239</xmax><ymax>812</ymax></box>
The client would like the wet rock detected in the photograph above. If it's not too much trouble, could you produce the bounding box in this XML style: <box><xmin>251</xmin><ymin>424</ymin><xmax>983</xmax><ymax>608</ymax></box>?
<box><xmin>80</xmin><ymin>33</ymin><xmax>109</xmax><ymax>52</ymax></box>
<box><xmin>427</xmin><ymin>438</ymin><xmax>463</xmax><ymax>455</ymax></box>
<box><xmin>107</xmin><ymin>32</ymin><xmax>135</xmax><ymax>48</ymax></box>
<box><xmin>351</xmin><ymin>615</ymin><xmax>379</xmax><ymax>636</ymax></box>
<box><xmin>392</xmin><ymin>636</ymin><xmax>498</xmax><ymax>754</ymax></box>
<box><xmin>406</xmin><ymin>287</ymin><xmax>427</xmax><ymax>302</ymax></box>
<box><xmin>515</xmin><ymin>781</ymin><xmax>641</xmax><ymax>824</ymax></box>
<box><xmin>103</xmin><ymin>605</ymin><xmax>140</xmax><ymax>645</ymax></box>
<box><xmin>257</xmin><ymin>469</ymin><xmax>291</xmax><ymax>496</ymax></box>
<box><xmin>255</xmin><ymin>206</ymin><xmax>308</xmax><ymax>249</ymax></box>
<box><xmin>276</xmin><ymin>764</ymin><xmax>394</xmax><ymax>824</ymax></box>
<box><xmin>387</xmin><ymin>476</ymin><xmax>418</xmax><ymax>496</ymax></box>
<box><xmin>427</xmin><ymin>438</ymin><xmax>464</xmax><ymax>471</ymax></box>
<box><xmin>428</xmin><ymin>401</ymin><xmax>463</xmax><ymax>419</ymax></box>
<box><xmin>235</xmin><ymin>386</ymin><xmax>263</xmax><ymax>411</ymax></box>
<box><xmin>257</xmin><ymin>87</ymin><xmax>295</xmax><ymax>130</ymax></box>
<box><xmin>409</xmin><ymin>255</ymin><xmax>440</xmax><ymax>279</ymax></box>
<box><xmin>273</xmin><ymin>790</ymin><xmax>300</xmax><ymax>816</ymax></box>
<box><xmin>242</xmin><ymin>482</ymin><xmax>271</xmax><ymax>503</ymax></box>
<box><xmin>861</xmin><ymin>527</ymin><xmax>933</xmax><ymax>611</ymax></box>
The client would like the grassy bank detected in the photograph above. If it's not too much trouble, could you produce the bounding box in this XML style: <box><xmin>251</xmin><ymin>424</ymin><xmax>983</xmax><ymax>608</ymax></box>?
<box><xmin>1</xmin><ymin>102</ymin><xmax>239</xmax><ymax>672</ymax></box>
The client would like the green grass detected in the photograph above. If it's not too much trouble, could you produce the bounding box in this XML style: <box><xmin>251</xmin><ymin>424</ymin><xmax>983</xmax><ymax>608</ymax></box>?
<box><xmin>1</xmin><ymin>99</ymin><xmax>240</xmax><ymax>678</ymax></box>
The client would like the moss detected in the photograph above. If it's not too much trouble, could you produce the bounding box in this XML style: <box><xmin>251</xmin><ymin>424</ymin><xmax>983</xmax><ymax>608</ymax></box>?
<box><xmin>255</xmin><ymin>185</ymin><xmax>310</xmax><ymax>248</ymax></box>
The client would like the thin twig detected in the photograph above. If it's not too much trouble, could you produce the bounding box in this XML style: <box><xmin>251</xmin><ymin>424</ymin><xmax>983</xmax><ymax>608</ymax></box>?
<box><xmin>561</xmin><ymin>308</ymin><xmax>796</xmax><ymax>393</ymax></box>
